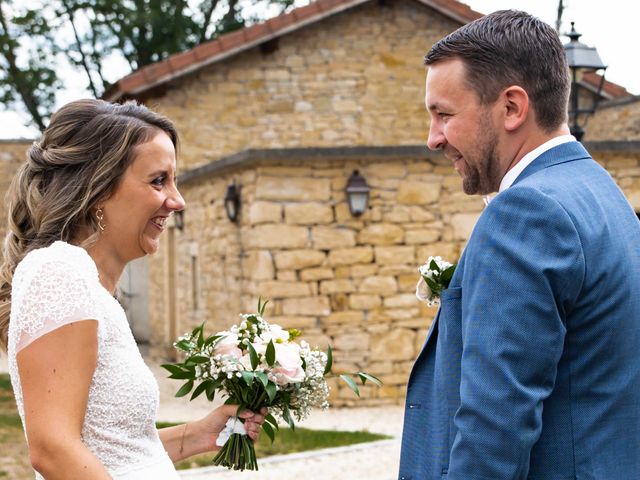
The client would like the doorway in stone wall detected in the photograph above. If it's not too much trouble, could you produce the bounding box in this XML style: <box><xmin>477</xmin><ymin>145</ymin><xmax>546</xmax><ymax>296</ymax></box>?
<box><xmin>119</xmin><ymin>256</ymin><xmax>150</xmax><ymax>355</ymax></box>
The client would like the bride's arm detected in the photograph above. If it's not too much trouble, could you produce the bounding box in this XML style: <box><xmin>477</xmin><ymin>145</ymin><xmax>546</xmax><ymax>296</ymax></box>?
<box><xmin>17</xmin><ymin>320</ymin><xmax>111</xmax><ymax>479</ymax></box>
<box><xmin>158</xmin><ymin>405</ymin><xmax>267</xmax><ymax>462</ymax></box>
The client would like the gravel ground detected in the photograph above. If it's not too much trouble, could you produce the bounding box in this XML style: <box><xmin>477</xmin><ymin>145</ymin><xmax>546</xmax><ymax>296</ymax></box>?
<box><xmin>151</xmin><ymin>363</ymin><xmax>405</xmax><ymax>480</ymax></box>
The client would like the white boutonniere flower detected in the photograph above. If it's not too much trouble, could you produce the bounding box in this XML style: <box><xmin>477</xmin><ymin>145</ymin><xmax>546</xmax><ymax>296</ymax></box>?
<box><xmin>416</xmin><ymin>256</ymin><xmax>456</xmax><ymax>306</ymax></box>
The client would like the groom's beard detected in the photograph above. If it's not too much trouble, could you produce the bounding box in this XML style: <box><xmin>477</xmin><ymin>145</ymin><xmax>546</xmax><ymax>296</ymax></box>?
<box><xmin>462</xmin><ymin>122</ymin><xmax>502</xmax><ymax>196</ymax></box>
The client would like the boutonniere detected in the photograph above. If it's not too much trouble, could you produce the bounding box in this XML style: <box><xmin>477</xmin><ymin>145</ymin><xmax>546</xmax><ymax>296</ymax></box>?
<box><xmin>416</xmin><ymin>256</ymin><xmax>456</xmax><ymax>306</ymax></box>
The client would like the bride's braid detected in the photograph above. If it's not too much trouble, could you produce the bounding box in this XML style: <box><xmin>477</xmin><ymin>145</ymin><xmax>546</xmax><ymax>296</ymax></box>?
<box><xmin>0</xmin><ymin>99</ymin><xmax>178</xmax><ymax>350</ymax></box>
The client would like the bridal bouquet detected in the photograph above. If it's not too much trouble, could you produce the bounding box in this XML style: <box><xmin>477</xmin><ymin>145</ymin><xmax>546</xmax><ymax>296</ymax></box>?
<box><xmin>162</xmin><ymin>299</ymin><xmax>381</xmax><ymax>471</ymax></box>
<box><xmin>416</xmin><ymin>256</ymin><xmax>456</xmax><ymax>306</ymax></box>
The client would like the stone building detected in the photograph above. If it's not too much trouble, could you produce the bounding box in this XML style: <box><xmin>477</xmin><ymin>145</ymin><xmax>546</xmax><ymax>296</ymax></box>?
<box><xmin>1</xmin><ymin>0</ymin><xmax>640</xmax><ymax>405</ymax></box>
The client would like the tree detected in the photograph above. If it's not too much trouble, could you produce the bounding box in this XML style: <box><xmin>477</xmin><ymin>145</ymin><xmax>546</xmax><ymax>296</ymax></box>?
<box><xmin>0</xmin><ymin>0</ymin><xmax>298</xmax><ymax>131</ymax></box>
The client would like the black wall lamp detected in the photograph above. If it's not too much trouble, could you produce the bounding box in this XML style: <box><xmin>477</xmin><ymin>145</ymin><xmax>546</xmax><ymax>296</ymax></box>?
<box><xmin>224</xmin><ymin>182</ymin><xmax>241</xmax><ymax>223</ymax></box>
<box><xmin>345</xmin><ymin>170</ymin><xmax>370</xmax><ymax>217</ymax></box>
<box><xmin>174</xmin><ymin>210</ymin><xmax>184</xmax><ymax>231</ymax></box>
<box><xmin>563</xmin><ymin>22</ymin><xmax>607</xmax><ymax>141</ymax></box>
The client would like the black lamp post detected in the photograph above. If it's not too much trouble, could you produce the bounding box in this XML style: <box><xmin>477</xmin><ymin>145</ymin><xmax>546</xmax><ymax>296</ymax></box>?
<box><xmin>563</xmin><ymin>22</ymin><xmax>607</xmax><ymax>141</ymax></box>
<box><xmin>345</xmin><ymin>170</ymin><xmax>370</xmax><ymax>217</ymax></box>
<box><xmin>224</xmin><ymin>182</ymin><xmax>241</xmax><ymax>223</ymax></box>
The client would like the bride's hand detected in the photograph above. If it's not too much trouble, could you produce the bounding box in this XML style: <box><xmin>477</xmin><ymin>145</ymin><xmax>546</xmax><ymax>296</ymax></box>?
<box><xmin>203</xmin><ymin>404</ymin><xmax>268</xmax><ymax>443</ymax></box>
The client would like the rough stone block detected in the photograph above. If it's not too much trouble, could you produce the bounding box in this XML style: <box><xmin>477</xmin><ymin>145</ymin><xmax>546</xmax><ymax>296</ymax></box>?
<box><xmin>322</xmin><ymin>311</ymin><xmax>364</xmax><ymax>326</ymax></box>
<box><xmin>285</xmin><ymin>202</ymin><xmax>334</xmax><ymax>225</ymax></box>
<box><xmin>370</xmin><ymin>328</ymin><xmax>416</xmax><ymax>361</ymax></box>
<box><xmin>274</xmin><ymin>249</ymin><xmax>326</xmax><ymax>270</ymax></box>
<box><xmin>256</xmin><ymin>176</ymin><xmax>331</xmax><ymax>201</ymax></box>
<box><xmin>397</xmin><ymin>181</ymin><xmax>441</xmax><ymax>205</ymax></box>
<box><xmin>300</xmin><ymin>268</ymin><xmax>334</xmax><ymax>281</ymax></box>
<box><xmin>357</xmin><ymin>223</ymin><xmax>404</xmax><ymax>245</ymax></box>
<box><xmin>328</xmin><ymin>247</ymin><xmax>374</xmax><ymax>266</ymax></box>
<box><xmin>349</xmin><ymin>294</ymin><xmax>382</xmax><ymax>310</ymax></box>
<box><xmin>249</xmin><ymin>225</ymin><xmax>309</xmax><ymax>249</ymax></box>
<box><xmin>359</xmin><ymin>276</ymin><xmax>397</xmax><ymax>295</ymax></box>
<box><xmin>374</xmin><ymin>246</ymin><xmax>415</xmax><ymax>265</ymax></box>
<box><xmin>249</xmin><ymin>201</ymin><xmax>282</xmax><ymax>225</ymax></box>
<box><xmin>257</xmin><ymin>281</ymin><xmax>311</xmax><ymax>298</ymax></box>
<box><xmin>282</xmin><ymin>296</ymin><xmax>331</xmax><ymax>316</ymax></box>
<box><xmin>451</xmin><ymin>212</ymin><xmax>480</xmax><ymax>240</ymax></box>
<box><xmin>242</xmin><ymin>250</ymin><xmax>274</xmax><ymax>280</ymax></box>
<box><xmin>384</xmin><ymin>294</ymin><xmax>419</xmax><ymax>308</ymax></box>
<box><xmin>320</xmin><ymin>279</ymin><xmax>356</xmax><ymax>294</ymax></box>
<box><xmin>312</xmin><ymin>226</ymin><xmax>356</xmax><ymax>249</ymax></box>
<box><xmin>333</xmin><ymin>332</ymin><xmax>370</xmax><ymax>350</ymax></box>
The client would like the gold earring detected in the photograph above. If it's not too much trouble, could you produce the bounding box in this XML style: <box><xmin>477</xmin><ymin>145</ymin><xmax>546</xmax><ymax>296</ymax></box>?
<box><xmin>96</xmin><ymin>208</ymin><xmax>105</xmax><ymax>231</ymax></box>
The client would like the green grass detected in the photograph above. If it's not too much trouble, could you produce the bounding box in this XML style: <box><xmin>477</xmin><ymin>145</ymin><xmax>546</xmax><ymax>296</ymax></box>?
<box><xmin>0</xmin><ymin>374</ymin><xmax>390</xmax><ymax>476</ymax></box>
<box><xmin>164</xmin><ymin>422</ymin><xmax>390</xmax><ymax>470</ymax></box>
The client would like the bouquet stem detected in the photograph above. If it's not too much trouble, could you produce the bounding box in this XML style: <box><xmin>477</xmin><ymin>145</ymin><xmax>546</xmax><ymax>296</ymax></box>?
<box><xmin>212</xmin><ymin>432</ymin><xmax>258</xmax><ymax>471</ymax></box>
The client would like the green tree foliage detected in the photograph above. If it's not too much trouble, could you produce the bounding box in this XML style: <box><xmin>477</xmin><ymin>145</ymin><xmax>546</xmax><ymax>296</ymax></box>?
<box><xmin>0</xmin><ymin>0</ymin><xmax>297</xmax><ymax>131</ymax></box>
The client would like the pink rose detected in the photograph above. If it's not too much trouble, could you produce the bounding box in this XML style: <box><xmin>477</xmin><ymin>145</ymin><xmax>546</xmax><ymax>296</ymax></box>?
<box><xmin>214</xmin><ymin>334</ymin><xmax>242</xmax><ymax>359</ymax></box>
<box><xmin>273</xmin><ymin>343</ymin><xmax>305</xmax><ymax>385</ymax></box>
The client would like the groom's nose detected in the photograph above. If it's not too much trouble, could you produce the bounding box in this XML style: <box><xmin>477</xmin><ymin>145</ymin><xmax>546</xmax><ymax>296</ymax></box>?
<box><xmin>427</xmin><ymin>119</ymin><xmax>445</xmax><ymax>151</ymax></box>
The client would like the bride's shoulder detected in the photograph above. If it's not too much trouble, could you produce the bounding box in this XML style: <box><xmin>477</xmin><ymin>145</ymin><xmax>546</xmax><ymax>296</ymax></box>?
<box><xmin>15</xmin><ymin>241</ymin><xmax>95</xmax><ymax>283</ymax></box>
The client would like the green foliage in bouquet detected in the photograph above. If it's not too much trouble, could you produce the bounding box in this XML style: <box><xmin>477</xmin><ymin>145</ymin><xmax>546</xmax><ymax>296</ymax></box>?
<box><xmin>161</xmin><ymin>299</ymin><xmax>381</xmax><ymax>471</ymax></box>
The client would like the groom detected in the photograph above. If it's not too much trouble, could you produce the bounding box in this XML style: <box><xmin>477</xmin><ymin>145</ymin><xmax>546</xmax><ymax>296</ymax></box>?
<box><xmin>399</xmin><ymin>9</ymin><xmax>640</xmax><ymax>480</ymax></box>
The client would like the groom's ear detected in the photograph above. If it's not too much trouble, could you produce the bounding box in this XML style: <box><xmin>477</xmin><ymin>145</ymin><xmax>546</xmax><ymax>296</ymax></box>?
<box><xmin>500</xmin><ymin>85</ymin><xmax>529</xmax><ymax>132</ymax></box>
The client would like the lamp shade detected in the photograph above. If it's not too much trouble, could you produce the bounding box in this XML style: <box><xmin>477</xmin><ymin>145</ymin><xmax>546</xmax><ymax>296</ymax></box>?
<box><xmin>345</xmin><ymin>170</ymin><xmax>370</xmax><ymax>217</ymax></box>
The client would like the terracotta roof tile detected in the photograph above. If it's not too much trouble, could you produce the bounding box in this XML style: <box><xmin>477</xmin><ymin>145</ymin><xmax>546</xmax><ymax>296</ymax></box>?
<box><xmin>193</xmin><ymin>39</ymin><xmax>223</xmax><ymax>61</ymax></box>
<box><xmin>244</xmin><ymin>23</ymin><xmax>270</xmax><ymax>43</ymax></box>
<box><xmin>582</xmin><ymin>71</ymin><xmax>631</xmax><ymax>99</ymax></box>
<box><xmin>291</xmin><ymin>2</ymin><xmax>321</xmax><ymax>21</ymax></box>
<box><xmin>167</xmin><ymin>50</ymin><xmax>198</xmax><ymax>71</ymax></box>
<box><xmin>140</xmin><ymin>61</ymin><xmax>172</xmax><ymax>83</ymax></box>
<box><xmin>267</xmin><ymin>9</ymin><xmax>298</xmax><ymax>32</ymax></box>
<box><xmin>103</xmin><ymin>0</ymin><xmax>484</xmax><ymax>102</ymax></box>
<box><xmin>218</xmin><ymin>29</ymin><xmax>247</xmax><ymax>51</ymax></box>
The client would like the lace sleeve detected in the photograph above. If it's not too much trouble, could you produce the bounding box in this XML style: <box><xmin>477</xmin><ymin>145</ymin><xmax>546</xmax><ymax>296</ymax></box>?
<box><xmin>10</xmin><ymin>250</ymin><xmax>103</xmax><ymax>353</ymax></box>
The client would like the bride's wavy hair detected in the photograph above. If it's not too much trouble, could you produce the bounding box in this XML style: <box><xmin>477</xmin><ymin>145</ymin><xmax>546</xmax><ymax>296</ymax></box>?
<box><xmin>0</xmin><ymin>99</ymin><xmax>178</xmax><ymax>350</ymax></box>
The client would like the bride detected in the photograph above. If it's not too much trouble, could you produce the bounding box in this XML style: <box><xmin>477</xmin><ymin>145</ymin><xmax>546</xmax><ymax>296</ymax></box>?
<box><xmin>0</xmin><ymin>99</ymin><xmax>265</xmax><ymax>479</ymax></box>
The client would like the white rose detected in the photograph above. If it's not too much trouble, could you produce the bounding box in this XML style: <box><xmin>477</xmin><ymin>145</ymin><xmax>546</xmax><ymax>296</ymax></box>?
<box><xmin>415</xmin><ymin>276</ymin><xmax>433</xmax><ymax>303</ymax></box>
<box><xmin>260</xmin><ymin>324</ymin><xmax>290</xmax><ymax>344</ymax></box>
<box><xmin>273</xmin><ymin>343</ymin><xmax>305</xmax><ymax>385</ymax></box>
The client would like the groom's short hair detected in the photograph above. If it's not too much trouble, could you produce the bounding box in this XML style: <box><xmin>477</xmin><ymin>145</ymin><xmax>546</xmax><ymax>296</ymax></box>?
<box><xmin>425</xmin><ymin>9</ymin><xmax>570</xmax><ymax>133</ymax></box>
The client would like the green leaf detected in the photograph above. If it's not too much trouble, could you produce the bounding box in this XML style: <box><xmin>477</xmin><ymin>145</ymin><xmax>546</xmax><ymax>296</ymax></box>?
<box><xmin>282</xmin><ymin>405</ymin><xmax>295</xmax><ymax>430</ymax></box>
<box><xmin>206</xmin><ymin>383</ymin><xmax>216</xmax><ymax>402</ymax></box>
<box><xmin>262</xmin><ymin>421</ymin><xmax>275</xmax><ymax>443</ymax></box>
<box><xmin>175</xmin><ymin>380</ymin><xmax>194</xmax><ymax>398</ymax></box>
<box><xmin>186</xmin><ymin>355</ymin><xmax>210</xmax><ymax>365</ymax></box>
<box><xmin>168</xmin><ymin>370</ymin><xmax>195</xmax><ymax>380</ymax></box>
<box><xmin>324</xmin><ymin>345</ymin><xmax>333</xmax><ymax>375</ymax></box>
<box><xmin>339</xmin><ymin>374</ymin><xmax>360</xmax><ymax>397</ymax></box>
<box><xmin>174</xmin><ymin>339</ymin><xmax>193</xmax><ymax>352</ymax></box>
<box><xmin>357</xmin><ymin>372</ymin><xmax>383</xmax><ymax>387</ymax></box>
<box><xmin>429</xmin><ymin>258</ymin><xmax>439</xmax><ymax>271</ymax></box>
<box><xmin>241</xmin><ymin>371</ymin><xmax>255</xmax><ymax>387</ymax></box>
<box><xmin>265</xmin><ymin>381</ymin><xmax>277</xmax><ymax>403</ymax></box>
<box><xmin>425</xmin><ymin>276</ymin><xmax>439</xmax><ymax>292</ymax></box>
<box><xmin>265</xmin><ymin>340</ymin><xmax>276</xmax><ymax>367</ymax></box>
<box><xmin>265</xmin><ymin>413</ymin><xmax>279</xmax><ymax>431</ymax></box>
<box><xmin>255</xmin><ymin>371</ymin><xmax>269</xmax><ymax>387</ymax></box>
<box><xmin>247</xmin><ymin>343</ymin><xmax>259</xmax><ymax>370</ymax></box>
<box><xmin>441</xmin><ymin>264</ymin><xmax>456</xmax><ymax>284</ymax></box>
<box><xmin>190</xmin><ymin>381</ymin><xmax>210</xmax><ymax>401</ymax></box>
<box><xmin>161</xmin><ymin>363</ymin><xmax>186</xmax><ymax>376</ymax></box>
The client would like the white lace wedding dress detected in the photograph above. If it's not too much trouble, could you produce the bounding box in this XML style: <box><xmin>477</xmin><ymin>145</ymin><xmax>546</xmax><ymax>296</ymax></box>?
<box><xmin>8</xmin><ymin>241</ymin><xmax>180</xmax><ymax>479</ymax></box>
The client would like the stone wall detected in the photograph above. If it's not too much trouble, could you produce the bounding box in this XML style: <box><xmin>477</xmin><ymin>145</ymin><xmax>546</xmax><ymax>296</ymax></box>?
<box><xmin>148</xmin><ymin>0</ymin><xmax>460</xmax><ymax>172</ymax></box>
<box><xmin>147</xmin><ymin>145</ymin><xmax>640</xmax><ymax>406</ymax></box>
<box><xmin>0</xmin><ymin>141</ymin><xmax>30</xmax><ymax>242</ymax></box>
<box><xmin>585</xmin><ymin>97</ymin><xmax>640</xmax><ymax>141</ymax></box>
<box><xmin>147</xmin><ymin>150</ymin><xmax>483</xmax><ymax>405</ymax></box>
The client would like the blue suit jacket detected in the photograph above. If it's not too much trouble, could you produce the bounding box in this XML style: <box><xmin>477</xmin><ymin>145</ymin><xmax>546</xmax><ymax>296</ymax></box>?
<box><xmin>399</xmin><ymin>142</ymin><xmax>640</xmax><ymax>479</ymax></box>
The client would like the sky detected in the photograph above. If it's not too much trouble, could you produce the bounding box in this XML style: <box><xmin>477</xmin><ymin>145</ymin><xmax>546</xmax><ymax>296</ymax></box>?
<box><xmin>1</xmin><ymin>0</ymin><xmax>638</xmax><ymax>139</ymax></box>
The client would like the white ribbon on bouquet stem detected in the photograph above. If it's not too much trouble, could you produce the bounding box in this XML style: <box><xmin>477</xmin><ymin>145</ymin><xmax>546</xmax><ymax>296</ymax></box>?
<box><xmin>215</xmin><ymin>416</ymin><xmax>248</xmax><ymax>447</ymax></box>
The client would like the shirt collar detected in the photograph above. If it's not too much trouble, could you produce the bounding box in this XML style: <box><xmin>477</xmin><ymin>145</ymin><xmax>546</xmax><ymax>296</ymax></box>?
<box><xmin>498</xmin><ymin>134</ymin><xmax>576</xmax><ymax>192</ymax></box>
